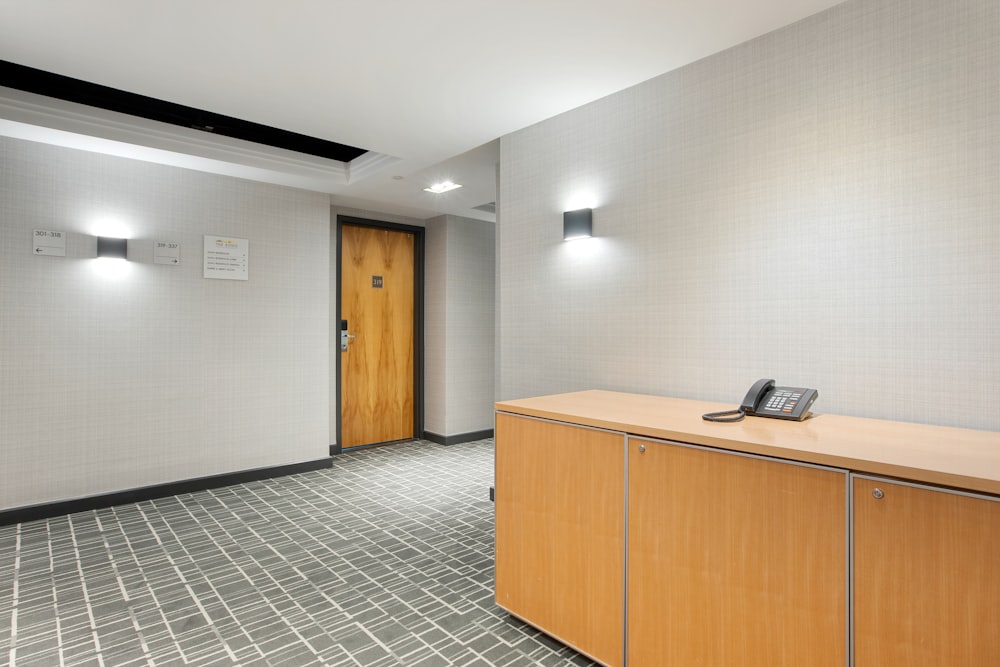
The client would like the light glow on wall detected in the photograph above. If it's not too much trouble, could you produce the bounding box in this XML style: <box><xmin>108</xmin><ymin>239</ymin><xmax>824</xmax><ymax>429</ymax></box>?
<box><xmin>564</xmin><ymin>193</ymin><xmax>598</xmax><ymax>212</ymax></box>
<box><xmin>558</xmin><ymin>234</ymin><xmax>603</xmax><ymax>260</ymax></box>
<box><xmin>90</xmin><ymin>255</ymin><xmax>133</xmax><ymax>279</ymax></box>
<box><xmin>87</xmin><ymin>217</ymin><xmax>132</xmax><ymax>240</ymax></box>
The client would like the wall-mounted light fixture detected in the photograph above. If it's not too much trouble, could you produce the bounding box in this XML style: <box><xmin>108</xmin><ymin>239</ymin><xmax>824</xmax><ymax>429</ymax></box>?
<box><xmin>563</xmin><ymin>208</ymin><xmax>593</xmax><ymax>241</ymax></box>
<box><xmin>96</xmin><ymin>236</ymin><xmax>128</xmax><ymax>260</ymax></box>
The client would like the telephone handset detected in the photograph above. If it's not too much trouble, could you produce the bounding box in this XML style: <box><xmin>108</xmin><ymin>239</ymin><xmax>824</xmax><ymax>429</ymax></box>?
<box><xmin>703</xmin><ymin>378</ymin><xmax>818</xmax><ymax>422</ymax></box>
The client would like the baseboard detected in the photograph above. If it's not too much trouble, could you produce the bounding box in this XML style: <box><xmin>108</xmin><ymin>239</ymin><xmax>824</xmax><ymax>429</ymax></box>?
<box><xmin>330</xmin><ymin>443</ymin><xmax>342</xmax><ymax>456</ymax></box>
<box><xmin>423</xmin><ymin>429</ymin><xmax>494</xmax><ymax>446</ymax></box>
<box><xmin>0</xmin><ymin>457</ymin><xmax>333</xmax><ymax>527</ymax></box>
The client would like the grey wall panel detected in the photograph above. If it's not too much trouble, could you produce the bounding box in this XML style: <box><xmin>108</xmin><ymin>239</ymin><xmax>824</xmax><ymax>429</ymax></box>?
<box><xmin>497</xmin><ymin>0</ymin><xmax>999</xmax><ymax>430</ymax></box>
<box><xmin>1</xmin><ymin>137</ymin><xmax>331</xmax><ymax>510</ymax></box>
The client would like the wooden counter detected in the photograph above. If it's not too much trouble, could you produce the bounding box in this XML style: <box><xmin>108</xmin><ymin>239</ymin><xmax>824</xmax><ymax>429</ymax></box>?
<box><xmin>495</xmin><ymin>389</ymin><xmax>1000</xmax><ymax>495</ymax></box>
<box><xmin>494</xmin><ymin>390</ymin><xmax>1000</xmax><ymax>666</ymax></box>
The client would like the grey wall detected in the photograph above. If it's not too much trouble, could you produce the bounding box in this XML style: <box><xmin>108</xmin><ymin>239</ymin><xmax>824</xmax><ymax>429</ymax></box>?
<box><xmin>0</xmin><ymin>137</ymin><xmax>332</xmax><ymax>511</ymax></box>
<box><xmin>425</xmin><ymin>215</ymin><xmax>496</xmax><ymax>438</ymax></box>
<box><xmin>497</xmin><ymin>0</ymin><xmax>999</xmax><ymax>430</ymax></box>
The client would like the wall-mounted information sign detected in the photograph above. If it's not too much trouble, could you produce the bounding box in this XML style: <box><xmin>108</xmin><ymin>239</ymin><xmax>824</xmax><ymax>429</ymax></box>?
<box><xmin>204</xmin><ymin>235</ymin><xmax>249</xmax><ymax>280</ymax></box>
<box><xmin>154</xmin><ymin>241</ymin><xmax>181</xmax><ymax>265</ymax></box>
<box><xmin>33</xmin><ymin>230</ymin><xmax>66</xmax><ymax>256</ymax></box>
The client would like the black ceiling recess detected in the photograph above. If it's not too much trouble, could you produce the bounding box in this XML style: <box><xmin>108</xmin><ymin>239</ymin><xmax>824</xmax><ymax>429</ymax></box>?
<box><xmin>1</xmin><ymin>60</ymin><xmax>368</xmax><ymax>162</ymax></box>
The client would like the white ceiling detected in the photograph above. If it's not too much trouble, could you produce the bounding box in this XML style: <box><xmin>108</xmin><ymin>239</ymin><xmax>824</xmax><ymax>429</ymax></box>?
<box><xmin>0</xmin><ymin>0</ymin><xmax>845</xmax><ymax>222</ymax></box>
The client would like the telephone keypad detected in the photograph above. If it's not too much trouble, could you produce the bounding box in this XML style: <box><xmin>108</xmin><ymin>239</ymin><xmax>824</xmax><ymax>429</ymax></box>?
<box><xmin>763</xmin><ymin>389</ymin><xmax>803</xmax><ymax>415</ymax></box>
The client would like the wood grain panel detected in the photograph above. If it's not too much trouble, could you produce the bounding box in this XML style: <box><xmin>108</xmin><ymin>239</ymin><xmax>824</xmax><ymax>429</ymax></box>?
<box><xmin>627</xmin><ymin>438</ymin><xmax>846</xmax><ymax>666</ymax></box>
<box><xmin>854</xmin><ymin>478</ymin><xmax>1000</xmax><ymax>666</ymax></box>
<box><xmin>341</xmin><ymin>224</ymin><xmax>414</xmax><ymax>447</ymax></box>
<box><xmin>495</xmin><ymin>391</ymin><xmax>1000</xmax><ymax>495</ymax></box>
<box><xmin>494</xmin><ymin>413</ymin><xmax>624</xmax><ymax>667</ymax></box>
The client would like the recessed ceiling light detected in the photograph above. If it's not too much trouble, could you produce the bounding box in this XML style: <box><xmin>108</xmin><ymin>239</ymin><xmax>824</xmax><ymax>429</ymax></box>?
<box><xmin>424</xmin><ymin>181</ymin><xmax>463</xmax><ymax>194</ymax></box>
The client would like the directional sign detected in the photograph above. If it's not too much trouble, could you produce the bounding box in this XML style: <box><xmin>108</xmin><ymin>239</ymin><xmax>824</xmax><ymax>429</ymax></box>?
<box><xmin>33</xmin><ymin>229</ymin><xmax>66</xmax><ymax>256</ymax></box>
<box><xmin>154</xmin><ymin>241</ymin><xmax>181</xmax><ymax>265</ymax></box>
<box><xmin>204</xmin><ymin>235</ymin><xmax>248</xmax><ymax>280</ymax></box>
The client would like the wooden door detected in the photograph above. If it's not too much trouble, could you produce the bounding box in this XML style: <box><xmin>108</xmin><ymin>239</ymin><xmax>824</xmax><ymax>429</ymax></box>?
<box><xmin>853</xmin><ymin>477</ymin><xmax>1000</xmax><ymax>666</ymax></box>
<box><xmin>494</xmin><ymin>413</ymin><xmax>625</xmax><ymax>667</ymax></box>
<box><xmin>627</xmin><ymin>438</ymin><xmax>847</xmax><ymax>666</ymax></box>
<box><xmin>340</xmin><ymin>223</ymin><xmax>415</xmax><ymax>448</ymax></box>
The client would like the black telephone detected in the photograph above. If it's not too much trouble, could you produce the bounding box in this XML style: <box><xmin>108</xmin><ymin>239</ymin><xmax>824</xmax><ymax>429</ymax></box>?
<box><xmin>703</xmin><ymin>379</ymin><xmax>818</xmax><ymax>422</ymax></box>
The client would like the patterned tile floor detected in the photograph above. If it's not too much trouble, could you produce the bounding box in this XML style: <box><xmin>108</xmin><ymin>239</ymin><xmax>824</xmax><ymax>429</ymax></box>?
<box><xmin>0</xmin><ymin>439</ymin><xmax>597</xmax><ymax>666</ymax></box>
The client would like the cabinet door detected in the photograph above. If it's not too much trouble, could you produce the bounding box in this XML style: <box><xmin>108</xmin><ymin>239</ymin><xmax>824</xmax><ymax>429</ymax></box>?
<box><xmin>854</xmin><ymin>477</ymin><xmax>1000</xmax><ymax>666</ymax></box>
<box><xmin>627</xmin><ymin>438</ymin><xmax>847</xmax><ymax>666</ymax></box>
<box><xmin>494</xmin><ymin>413</ymin><xmax>625</xmax><ymax>667</ymax></box>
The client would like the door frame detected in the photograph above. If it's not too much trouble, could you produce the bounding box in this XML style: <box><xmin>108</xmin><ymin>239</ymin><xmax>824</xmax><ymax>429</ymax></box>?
<box><xmin>334</xmin><ymin>215</ymin><xmax>425</xmax><ymax>453</ymax></box>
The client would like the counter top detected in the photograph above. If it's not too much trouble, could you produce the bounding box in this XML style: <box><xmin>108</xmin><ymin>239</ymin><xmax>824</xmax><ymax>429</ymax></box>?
<box><xmin>495</xmin><ymin>390</ymin><xmax>1000</xmax><ymax>496</ymax></box>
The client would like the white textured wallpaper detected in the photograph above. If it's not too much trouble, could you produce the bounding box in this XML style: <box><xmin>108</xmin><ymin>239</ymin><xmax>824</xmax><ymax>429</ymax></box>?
<box><xmin>425</xmin><ymin>215</ymin><xmax>496</xmax><ymax>437</ymax></box>
<box><xmin>498</xmin><ymin>0</ymin><xmax>999</xmax><ymax>430</ymax></box>
<box><xmin>445</xmin><ymin>217</ymin><xmax>496</xmax><ymax>435</ymax></box>
<box><xmin>1</xmin><ymin>138</ymin><xmax>331</xmax><ymax>510</ymax></box>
